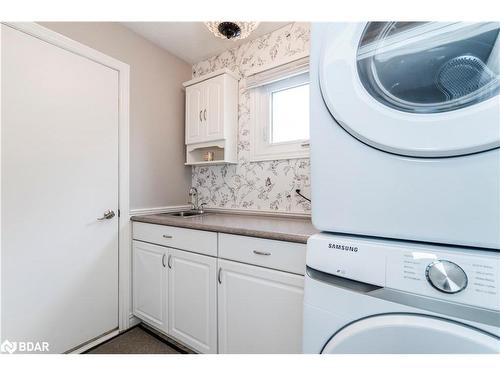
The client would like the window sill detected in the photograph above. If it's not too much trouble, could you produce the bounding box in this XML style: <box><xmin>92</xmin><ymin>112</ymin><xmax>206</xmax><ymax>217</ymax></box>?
<box><xmin>249</xmin><ymin>149</ymin><xmax>309</xmax><ymax>162</ymax></box>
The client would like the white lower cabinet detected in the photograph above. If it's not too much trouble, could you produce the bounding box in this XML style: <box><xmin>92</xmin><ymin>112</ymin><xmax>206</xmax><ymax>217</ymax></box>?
<box><xmin>132</xmin><ymin>240</ymin><xmax>217</xmax><ymax>353</ymax></box>
<box><xmin>132</xmin><ymin>241</ymin><xmax>168</xmax><ymax>332</ymax></box>
<box><xmin>168</xmin><ymin>249</ymin><xmax>217</xmax><ymax>353</ymax></box>
<box><xmin>217</xmin><ymin>259</ymin><xmax>305</xmax><ymax>354</ymax></box>
<box><xmin>132</xmin><ymin>223</ymin><xmax>306</xmax><ymax>354</ymax></box>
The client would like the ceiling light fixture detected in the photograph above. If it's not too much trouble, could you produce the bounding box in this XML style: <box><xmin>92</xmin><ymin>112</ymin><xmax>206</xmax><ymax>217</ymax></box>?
<box><xmin>205</xmin><ymin>22</ymin><xmax>260</xmax><ymax>40</ymax></box>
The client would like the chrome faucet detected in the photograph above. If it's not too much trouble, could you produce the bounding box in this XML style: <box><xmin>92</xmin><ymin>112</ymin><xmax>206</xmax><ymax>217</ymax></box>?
<box><xmin>188</xmin><ymin>187</ymin><xmax>198</xmax><ymax>210</ymax></box>
<box><xmin>188</xmin><ymin>187</ymin><xmax>207</xmax><ymax>213</ymax></box>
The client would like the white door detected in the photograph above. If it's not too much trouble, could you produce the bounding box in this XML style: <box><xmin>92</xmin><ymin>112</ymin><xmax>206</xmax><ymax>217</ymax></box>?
<box><xmin>1</xmin><ymin>25</ymin><xmax>120</xmax><ymax>353</ymax></box>
<box><xmin>185</xmin><ymin>84</ymin><xmax>204</xmax><ymax>144</ymax></box>
<box><xmin>132</xmin><ymin>241</ymin><xmax>168</xmax><ymax>333</ymax></box>
<box><xmin>204</xmin><ymin>77</ymin><xmax>224</xmax><ymax>140</ymax></box>
<box><xmin>320</xmin><ymin>22</ymin><xmax>500</xmax><ymax>157</ymax></box>
<box><xmin>168</xmin><ymin>249</ymin><xmax>217</xmax><ymax>353</ymax></box>
<box><xmin>217</xmin><ymin>259</ymin><xmax>304</xmax><ymax>354</ymax></box>
<box><xmin>321</xmin><ymin>314</ymin><xmax>500</xmax><ymax>354</ymax></box>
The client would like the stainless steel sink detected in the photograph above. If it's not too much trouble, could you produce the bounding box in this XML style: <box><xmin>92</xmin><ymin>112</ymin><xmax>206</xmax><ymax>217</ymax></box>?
<box><xmin>166</xmin><ymin>210</ymin><xmax>206</xmax><ymax>217</ymax></box>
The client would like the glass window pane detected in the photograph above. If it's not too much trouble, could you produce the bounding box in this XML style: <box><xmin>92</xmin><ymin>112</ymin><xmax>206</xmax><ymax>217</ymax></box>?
<box><xmin>271</xmin><ymin>84</ymin><xmax>310</xmax><ymax>143</ymax></box>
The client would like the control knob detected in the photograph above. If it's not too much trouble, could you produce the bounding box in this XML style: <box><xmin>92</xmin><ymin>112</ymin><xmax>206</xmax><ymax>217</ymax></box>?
<box><xmin>425</xmin><ymin>260</ymin><xmax>467</xmax><ymax>294</ymax></box>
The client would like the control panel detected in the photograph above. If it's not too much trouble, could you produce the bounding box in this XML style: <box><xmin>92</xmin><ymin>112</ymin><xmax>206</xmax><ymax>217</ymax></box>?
<box><xmin>385</xmin><ymin>246</ymin><xmax>499</xmax><ymax>311</ymax></box>
<box><xmin>307</xmin><ymin>233</ymin><xmax>500</xmax><ymax>311</ymax></box>
<box><xmin>307</xmin><ymin>233</ymin><xmax>387</xmax><ymax>286</ymax></box>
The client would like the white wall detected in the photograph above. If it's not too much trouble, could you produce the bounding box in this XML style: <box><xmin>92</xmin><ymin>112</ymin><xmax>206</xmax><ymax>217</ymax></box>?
<box><xmin>40</xmin><ymin>22</ymin><xmax>192</xmax><ymax>211</ymax></box>
<box><xmin>191</xmin><ymin>23</ymin><xmax>311</xmax><ymax>214</ymax></box>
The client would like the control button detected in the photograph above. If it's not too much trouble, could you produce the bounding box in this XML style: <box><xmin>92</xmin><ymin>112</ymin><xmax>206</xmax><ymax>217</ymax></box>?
<box><xmin>425</xmin><ymin>260</ymin><xmax>468</xmax><ymax>294</ymax></box>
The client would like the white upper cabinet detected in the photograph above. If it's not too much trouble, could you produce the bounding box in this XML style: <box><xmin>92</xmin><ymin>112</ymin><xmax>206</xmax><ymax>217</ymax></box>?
<box><xmin>185</xmin><ymin>84</ymin><xmax>203</xmax><ymax>143</ymax></box>
<box><xmin>185</xmin><ymin>76</ymin><xmax>224</xmax><ymax>143</ymax></box>
<box><xmin>204</xmin><ymin>77</ymin><xmax>224</xmax><ymax>139</ymax></box>
<box><xmin>183</xmin><ymin>69</ymin><xmax>239</xmax><ymax>165</ymax></box>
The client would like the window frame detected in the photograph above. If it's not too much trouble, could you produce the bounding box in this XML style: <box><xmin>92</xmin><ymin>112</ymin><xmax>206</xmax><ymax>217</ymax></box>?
<box><xmin>250</xmin><ymin>71</ymin><xmax>310</xmax><ymax>162</ymax></box>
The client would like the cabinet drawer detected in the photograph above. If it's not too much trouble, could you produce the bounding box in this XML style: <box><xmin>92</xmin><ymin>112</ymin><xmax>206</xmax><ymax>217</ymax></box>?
<box><xmin>218</xmin><ymin>234</ymin><xmax>306</xmax><ymax>275</ymax></box>
<box><xmin>133</xmin><ymin>222</ymin><xmax>217</xmax><ymax>257</ymax></box>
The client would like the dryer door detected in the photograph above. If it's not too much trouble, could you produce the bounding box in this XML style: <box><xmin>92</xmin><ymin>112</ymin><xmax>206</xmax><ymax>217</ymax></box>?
<box><xmin>319</xmin><ymin>22</ymin><xmax>500</xmax><ymax>157</ymax></box>
<box><xmin>322</xmin><ymin>314</ymin><xmax>500</xmax><ymax>354</ymax></box>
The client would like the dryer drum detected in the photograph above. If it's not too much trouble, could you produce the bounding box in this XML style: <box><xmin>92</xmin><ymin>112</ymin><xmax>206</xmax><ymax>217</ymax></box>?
<box><xmin>436</xmin><ymin>55</ymin><xmax>498</xmax><ymax>101</ymax></box>
<box><xmin>356</xmin><ymin>22</ymin><xmax>500</xmax><ymax>114</ymax></box>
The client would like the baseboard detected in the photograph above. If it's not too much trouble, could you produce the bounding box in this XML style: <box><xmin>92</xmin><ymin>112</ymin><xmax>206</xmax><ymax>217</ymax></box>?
<box><xmin>67</xmin><ymin>329</ymin><xmax>120</xmax><ymax>354</ymax></box>
<box><xmin>129</xmin><ymin>205</ymin><xmax>191</xmax><ymax>216</ymax></box>
<box><xmin>129</xmin><ymin>313</ymin><xmax>141</xmax><ymax>328</ymax></box>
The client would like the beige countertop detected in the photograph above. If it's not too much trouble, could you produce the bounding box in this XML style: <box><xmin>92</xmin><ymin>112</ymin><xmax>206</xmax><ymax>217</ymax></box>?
<box><xmin>130</xmin><ymin>211</ymin><xmax>318</xmax><ymax>244</ymax></box>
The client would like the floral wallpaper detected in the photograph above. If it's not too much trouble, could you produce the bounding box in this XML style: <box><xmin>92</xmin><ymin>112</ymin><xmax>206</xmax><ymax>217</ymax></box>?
<box><xmin>191</xmin><ymin>22</ymin><xmax>311</xmax><ymax>214</ymax></box>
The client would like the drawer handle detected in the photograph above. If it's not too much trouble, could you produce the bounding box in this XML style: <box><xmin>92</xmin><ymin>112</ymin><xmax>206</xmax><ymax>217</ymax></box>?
<box><xmin>162</xmin><ymin>234</ymin><xmax>173</xmax><ymax>239</ymax></box>
<box><xmin>167</xmin><ymin>255</ymin><xmax>172</xmax><ymax>269</ymax></box>
<box><xmin>253</xmin><ymin>250</ymin><xmax>271</xmax><ymax>256</ymax></box>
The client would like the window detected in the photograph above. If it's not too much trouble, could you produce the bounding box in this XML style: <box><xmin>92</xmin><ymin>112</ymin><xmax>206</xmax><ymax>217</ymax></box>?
<box><xmin>271</xmin><ymin>82</ymin><xmax>310</xmax><ymax>143</ymax></box>
<box><xmin>250</xmin><ymin>65</ymin><xmax>310</xmax><ymax>161</ymax></box>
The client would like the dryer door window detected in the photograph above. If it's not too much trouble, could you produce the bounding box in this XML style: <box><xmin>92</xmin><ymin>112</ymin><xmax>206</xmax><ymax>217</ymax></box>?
<box><xmin>321</xmin><ymin>314</ymin><xmax>500</xmax><ymax>354</ymax></box>
<box><xmin>357</xmin><ymin>22</ymin><xmax>500</xmax><ymax>113</ymax></box>
<box><xmin>319</xmin><ymin>22</ymin><xmax>500</xmax><ymax>157</ymax></box>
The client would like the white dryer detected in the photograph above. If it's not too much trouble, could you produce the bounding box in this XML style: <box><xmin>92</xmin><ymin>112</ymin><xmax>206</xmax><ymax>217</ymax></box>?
<box><xmin>310</xmin><ymin>22</ymin><xmax>500</xmax><ymax>249</ymax></box>
<box><xmin>303</xmin><ymin>233</ymin><xmax>500</xmax><ymax>353</ymax></box>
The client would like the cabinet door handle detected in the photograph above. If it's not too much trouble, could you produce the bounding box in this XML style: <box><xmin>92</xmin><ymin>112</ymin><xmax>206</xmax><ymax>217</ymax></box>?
<box><xmin>218</xmin><ymin>267</ymin><xmax>222</xmax><ymax>284</ymax></box>
<box><xmin>199</xmin><ymin>110</ymin><xmax>203</xmax><ymax>122</ymax></box>
<box><xmin>204</xmin><ymin>109</ymin><xmax>207</xmax><ymax>121</ymax></box>
<box><xmin>253</xmin><ymin>250</ymin><xmax>271</xmax><ymax>256</ymax></box>
<box><xmin>162</xmin><ymin>234</ymin><xmax>173</xmax><ymax>239</ymax></box>
<box><xmin>162</xmin><ymin>254</ymin><xmax>166</xmax><ymax>268</ymax></box>
<box><xmin>167</xmin><ymin>255</ymin><xmax>172</xmax><ymax>269</ymax></box>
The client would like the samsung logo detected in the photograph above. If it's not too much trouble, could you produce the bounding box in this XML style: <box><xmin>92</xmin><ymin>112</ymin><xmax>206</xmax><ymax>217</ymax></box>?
<box><xmin>328</xmin><ymin>243</ymin><xmax>358</xmax><ymax>252</ymax></box>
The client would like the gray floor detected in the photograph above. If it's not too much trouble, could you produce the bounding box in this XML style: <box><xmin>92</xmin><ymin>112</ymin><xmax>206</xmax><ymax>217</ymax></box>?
<box><xmin>86</xmin><ymin>326</ymin><xmax>184</xmax><ymax>354</ymax></box>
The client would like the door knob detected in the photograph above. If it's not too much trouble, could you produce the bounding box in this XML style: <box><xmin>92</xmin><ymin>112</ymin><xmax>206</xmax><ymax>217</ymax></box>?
<box><xmin>97</xmin><ymin>209</ymin><xmax>115</xmax><ymax>220</ymax></box>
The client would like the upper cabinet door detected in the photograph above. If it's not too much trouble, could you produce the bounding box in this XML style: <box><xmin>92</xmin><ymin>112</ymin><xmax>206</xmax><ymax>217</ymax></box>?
<box><xmin>184</xmin><ymin>72</ymin><xmax>238</xmax><ymax>148</ymax></box>
<box><xmin>185</xmin><ymin>84</ymin><xmax>204</xmax><ymax>144</ymax></box>
<box><xmin>168</xmin><ymin>249</ymin><xmax>217</xmax><ymax>354</ymax></box>
<box><xmin>203</xmin><ymin>77</ymin><xmax>224</xmax><ymax>140</ymax></box>
<box><xmin>132</xmin><ymin>241</ymin><xmax>168</xmax><ymax>332</ymax></box>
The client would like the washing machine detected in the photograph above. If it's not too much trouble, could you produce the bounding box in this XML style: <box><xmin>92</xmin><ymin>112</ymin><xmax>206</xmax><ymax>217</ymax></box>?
<box><xmin>303</xmin><ymin>233</ymin><xmax>500</xmax><ymax>353</ymax></box>
<box><xmin>310</xmin><ymin>22</ymin><xmax>500</xmax><ymax>249</ymax></box>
